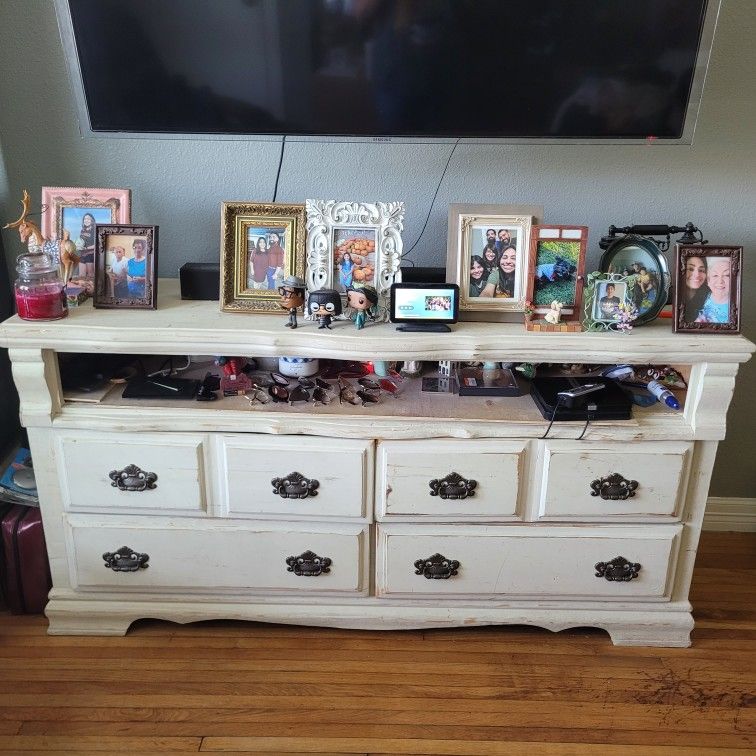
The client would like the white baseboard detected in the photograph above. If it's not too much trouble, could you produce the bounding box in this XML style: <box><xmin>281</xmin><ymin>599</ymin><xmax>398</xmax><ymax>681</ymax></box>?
<box><xmin>703</xmin><ymin>497</ymin><xmax>756</xmax><ymax>532</ymax></box>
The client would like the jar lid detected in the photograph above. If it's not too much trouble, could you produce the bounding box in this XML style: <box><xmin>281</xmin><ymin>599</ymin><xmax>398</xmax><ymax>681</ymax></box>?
<box><xmin>16</xmin><ymin>251</ymin><xmax>57</xmax><ymax>277</ymax></box>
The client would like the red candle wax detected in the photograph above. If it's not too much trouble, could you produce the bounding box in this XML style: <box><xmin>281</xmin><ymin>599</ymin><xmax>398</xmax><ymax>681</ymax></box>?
<box><xmin>15</xmin><ymin>287</ymin><xmax>68</xmax><ymax>320</ymax></box>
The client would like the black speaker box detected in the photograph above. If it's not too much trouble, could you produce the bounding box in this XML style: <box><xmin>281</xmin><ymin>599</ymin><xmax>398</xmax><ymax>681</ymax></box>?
<box><xmin>180</xmin><ymin>263</ymin><xmax>220</xmax><ymax>300</ymax></box>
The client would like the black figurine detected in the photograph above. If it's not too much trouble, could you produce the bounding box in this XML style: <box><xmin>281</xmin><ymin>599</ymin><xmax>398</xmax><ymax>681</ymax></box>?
<box><xmin>278</xmin><ymin>275</ymin><xmax>306</xmax><ymax>328</ymax></box>
<box><xmin>307</xmin><ymin>288</ymin><xmax>342</xmax><ymax>329</ymax></box>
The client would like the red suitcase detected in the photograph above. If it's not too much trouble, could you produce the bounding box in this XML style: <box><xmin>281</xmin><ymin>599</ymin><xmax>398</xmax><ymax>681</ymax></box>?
<box><xmin>0</xmin><ymin>504</ymin><xmax>52</xmax><ymax>614</ymax></box>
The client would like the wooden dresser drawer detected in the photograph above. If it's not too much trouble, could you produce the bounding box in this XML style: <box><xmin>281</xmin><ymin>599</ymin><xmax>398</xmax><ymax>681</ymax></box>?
<box><xmin>55</xmin><ymin>431</ymin><xmax>208</xmax><ymax>515</ymax></box>
<box><xmin>537</xmin><ymin>441</ymin><xmax>692</xmax><ymax>521</ymax></box>
<box><xmin>376</xmin><ymin>439</ymin><xmax>527</xmax><ymax>521</ymax></box>
<box><xmin>219</xmin><ymin>435</ymin><xmax>373</xmax><ymax>519</ymax></box>
<box><xmin>376</xmin><ymin>523</ymin><xmax>680</xmax><ymax>600</ymax></box>
<box><xmin>66</xmin><ymin>516</ymin><xmax>368</xmax><ymax>595</ymax></box>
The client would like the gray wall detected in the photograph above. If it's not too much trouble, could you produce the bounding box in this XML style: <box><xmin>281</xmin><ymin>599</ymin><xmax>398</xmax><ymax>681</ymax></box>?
<box><xmin>0</xmin><ymin>0</ymin><xmax>753</xmax><ymax>497</ymax></box>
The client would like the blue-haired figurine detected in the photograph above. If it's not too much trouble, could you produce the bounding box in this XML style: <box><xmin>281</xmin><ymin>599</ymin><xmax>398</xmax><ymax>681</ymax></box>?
<box><xmin>346</xmin><ymin>285</ymin><xmax>379</xmax><ymax>329</ymax></box>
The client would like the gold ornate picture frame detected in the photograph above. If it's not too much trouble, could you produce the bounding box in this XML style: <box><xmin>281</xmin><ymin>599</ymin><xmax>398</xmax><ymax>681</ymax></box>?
<box><xmin>220</xmin><ymin>202</ymin><xmax>306</xmax><ymax>314</ymax></box>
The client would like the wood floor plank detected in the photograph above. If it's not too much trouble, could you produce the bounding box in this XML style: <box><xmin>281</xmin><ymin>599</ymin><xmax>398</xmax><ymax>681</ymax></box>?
<box><xmin>199</xmin><ymin>735</ymin><xmax>749</xmax><ymax>754</ymax></box>
<box><xmin>0</xmin><ymin>735</ymin><xmax>201</xmax><ymax>751</ymax></box>
<box><xmin>0</xmin><ymin>532</ymin><xmax>753</xmax><ymax>754</ymax></box>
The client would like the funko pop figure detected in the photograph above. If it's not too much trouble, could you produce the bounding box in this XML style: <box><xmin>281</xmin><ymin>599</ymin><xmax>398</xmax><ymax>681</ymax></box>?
<box><xmin>278</xmin><ymin>275</ymin><xmax>306</xmax><ymax>329</ymax></box>
<box><xmin>307</xmin><ymin>288</ymin><xmax>342</xmax><ymax>329</ymax></box>
<box><xmin>346</xmin><ymin>285</ymin><xmax>379</xmax><ymax>329</ymax></box>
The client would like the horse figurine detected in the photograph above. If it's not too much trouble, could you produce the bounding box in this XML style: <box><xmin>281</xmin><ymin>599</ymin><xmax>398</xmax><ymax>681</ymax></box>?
<box><xmin>2</xmin><ymin>189</ymin><xmax>79</xmax><ymax>281</ymax></box>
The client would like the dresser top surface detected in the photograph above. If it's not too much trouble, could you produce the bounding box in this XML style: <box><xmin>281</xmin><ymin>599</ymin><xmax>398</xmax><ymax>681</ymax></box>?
<box><xmin>1</xmin><ymin>279</ymin><xmax>753</xmax><ymax>363</ymax></box>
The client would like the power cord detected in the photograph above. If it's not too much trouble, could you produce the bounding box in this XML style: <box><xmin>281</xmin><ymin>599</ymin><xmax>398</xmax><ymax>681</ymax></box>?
<box><xmin>541</xmin><ymin>398</ymin><xmax>596</xmax><ymax>440</ymax></box>
<box><xmin>401</xmin><ymin>138</ymin><xmax>461</xmax><ymax>266</ymax></box>
<box><xmin>272</xmin><ymin>136</ymin><xmax>287</xmax><ymax>202</ymax></box>
<box><xmin>540</xmin><ymin>396</ymin><xmax>566</xmax><ymax>439</ymax></box>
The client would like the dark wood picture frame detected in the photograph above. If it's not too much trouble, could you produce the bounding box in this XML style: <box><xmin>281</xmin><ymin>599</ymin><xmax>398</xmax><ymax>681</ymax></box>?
<box><xmin>674</xmin><ymin>244</ymin><xmax>742</xmax><ymax>334</ymax></box>
<box><xmin>525</xmin><ymin>225</ymin><xmax>587</xmax><ymax>321</ymax></box>
<box><xmin>93</xmin><ymin>224</ymin><xmax>158</xmax><ymax>310</ymax></box>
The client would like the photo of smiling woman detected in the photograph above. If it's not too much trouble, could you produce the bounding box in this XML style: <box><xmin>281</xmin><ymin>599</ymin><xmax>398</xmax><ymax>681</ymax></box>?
<box><xmin>696</xmin><ymin>257</ymin><xmax>731</xmax><ymax>324</ymax></box>
<box><xmin>468</xmin><ymin>254</ymin><xmax>487</xmax><ymax>297</ymax></box>
<box><xmin>480</xmin><ymin>246</ymin><xmax>517</xmax><ymax>298</ymax></box>
<box><xmin>682</xmin><ymin>255</ymin><xmax>710</xmax><ymax>322</ymax></box>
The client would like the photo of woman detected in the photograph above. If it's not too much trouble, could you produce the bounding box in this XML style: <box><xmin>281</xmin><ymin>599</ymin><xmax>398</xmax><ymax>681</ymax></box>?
<box><xmin>696</xmin><ymin>257</ymin><xmax>731</xmax><ymax>324</ymax></box>
<box><xmin>61</xmin><ymin>206</ymin><xmax>112</xmax><ymax>281</ymax></box>
<box><xmin>682</xmin><ymin>255</ymin><xmax>709</xmax><ymax>322</ymax></box>
<box><xmin>248</xmin><ymin>236</ymin><xmax>270</xmax><ymax>290</ymax></box>
<box><xmin>480</xmin><ymin>246</ymin><xmax>517</xmax><ymax>298</ymax></box>
<box><xmin>339</xmin><ymin>251</ymin><xmax>355</xmax><ymax>288</ymax></box>
<box><xmin>127</xmin><ymin>238</ymin><xmax>148</xmax><ymax>298</ymax></box>
<box><xmin>468</xmin><ymin>254</ymin><xmax>487</xmax><ymax>297</ymax></box>
<box><xmin>332</xmin><ymin>229</ymin><xmax>376</xmax><ymax>293</ymax></box>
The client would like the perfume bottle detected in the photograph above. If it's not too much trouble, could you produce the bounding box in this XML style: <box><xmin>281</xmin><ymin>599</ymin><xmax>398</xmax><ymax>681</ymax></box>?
<box><xmin>14</xmin><ymin>251</ymin><xmax>68</xmax><ymax>321</ymax></box>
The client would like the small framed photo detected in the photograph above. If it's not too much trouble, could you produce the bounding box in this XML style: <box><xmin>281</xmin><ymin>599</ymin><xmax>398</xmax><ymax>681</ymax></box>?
<box><xmin>447</xmin><ymin>204</ymin><xmax>540</xmax><ymax>319</ymax></box>
<box><xmin>221</xmin><ymin>202</ymin><xmax>306</xmax><ymax>313</ymax></box>
<box><xmin>582</xmin><ymin>273</ymin><xmax>636</xmax><ymax>331</ymax></box>
<box><xmin>674</xmin><ymin>244</ymin><xmax>742</xmax><ymax>334</ymax></box>
<box><xmin>526</xmin><ymin>225</ymin><xmax>587</xmax><ymax>320</ymax></box>
<box><xmin>41</xmin><ymin>186</ymin><xmax>131</xmax><ymax>288</ymax></box>
<box><xmin>94</xmin><ymin>225</ymin><xmax>158</xmax><ymax>310</ymax></box>
<box><xmin>305</xmin><ymin>200</ymin><xmax>405</xmax><ymax>306</ymax></box>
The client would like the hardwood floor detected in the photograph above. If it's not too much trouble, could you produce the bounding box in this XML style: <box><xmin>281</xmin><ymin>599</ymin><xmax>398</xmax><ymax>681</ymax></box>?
<box><xmin>0</xmin><ymin>531</ymin><xmax>753</xmax><ymax>755</ymax></box>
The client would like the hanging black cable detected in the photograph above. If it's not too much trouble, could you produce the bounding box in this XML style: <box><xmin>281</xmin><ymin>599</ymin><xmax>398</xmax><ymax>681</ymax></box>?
<box><xmin>401</xmin><ymin>138</ymin><xmax>460</xmax><ymax>266</ymax></box>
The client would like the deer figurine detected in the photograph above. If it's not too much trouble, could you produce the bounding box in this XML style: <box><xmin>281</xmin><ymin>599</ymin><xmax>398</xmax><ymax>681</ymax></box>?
<box><xmin>3</xmin><ymin>189</ymin><xmax>77</xmax><ymax>279</ymax></box>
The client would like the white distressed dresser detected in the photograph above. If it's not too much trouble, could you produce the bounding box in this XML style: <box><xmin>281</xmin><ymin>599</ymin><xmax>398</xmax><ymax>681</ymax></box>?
<box><xmin>1</xmin><ymin>280</ymin><xmax>752</xmax><ymax>645</ymax></box>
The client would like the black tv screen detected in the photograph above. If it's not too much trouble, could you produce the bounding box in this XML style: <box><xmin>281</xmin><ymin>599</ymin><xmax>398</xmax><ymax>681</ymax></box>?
<box><xmin>63</xmin><ymin>0</ymin><xmax>712</xmax><ymax>140</ymax></box>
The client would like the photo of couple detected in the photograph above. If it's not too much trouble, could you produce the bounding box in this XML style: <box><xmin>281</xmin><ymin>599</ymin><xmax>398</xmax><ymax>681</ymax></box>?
<box><xmin>681</xmin><ymin>254</ymin><xmax>733</xmax><ymax>324</ymax></box>
<box><xmin>468</xmin><ymin>226</ymin><xmax>520</xmax><ymax>299</ymax></box>
<box><xmin>104</xmin><ymin>235</ymin><xmax>150</xmax><ymax>299</ymax></box>
<box><xmin>247</xmin><ymin>227</ymin><xmax>287</xmax><ymax>290</ymax></box>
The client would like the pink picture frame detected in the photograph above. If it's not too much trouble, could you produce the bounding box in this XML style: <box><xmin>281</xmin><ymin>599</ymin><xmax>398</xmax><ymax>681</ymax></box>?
<box><xmin>41</xmin><ymin>186</ymin><xmax>131</xmax><ymax>241</ymax></box>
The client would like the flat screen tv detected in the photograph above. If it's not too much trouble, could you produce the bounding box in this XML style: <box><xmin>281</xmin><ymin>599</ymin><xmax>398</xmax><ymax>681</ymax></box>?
<box><xmin>56</xmin><ymin>0</ymin><xmax>719</xmax><ymax>143</ymax></box>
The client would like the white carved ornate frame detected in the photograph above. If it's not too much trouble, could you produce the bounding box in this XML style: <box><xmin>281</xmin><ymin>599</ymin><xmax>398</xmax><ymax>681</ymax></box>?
<box><xmin>305</xmin><ymin>201</ymin><xmax>405</xmax><ymax>306</ymax></box>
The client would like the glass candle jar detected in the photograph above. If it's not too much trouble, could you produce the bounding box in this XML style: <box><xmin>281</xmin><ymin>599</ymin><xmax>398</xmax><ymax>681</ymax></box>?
<box><xmin>14</xmin><ymin>252</ymin><xmax>68</xmax><ymax>321</ymax></box>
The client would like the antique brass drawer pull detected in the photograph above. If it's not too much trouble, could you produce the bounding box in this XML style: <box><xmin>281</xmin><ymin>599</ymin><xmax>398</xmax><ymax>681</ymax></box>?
<box><xmin>414</xmin><ymin>553</ymin><xmax>460</xmax><ymax>580</ymax></box>
<box><xmin>428</xmin><ymin>472</ymin><xmax>477</xmax><ymax>500</ymax></box>
<box><xmin>590</xmin><ymin>473</ymin><xmax>638</xmax><ymax>500</ymax></box>
<box><xmin>286</xmin><ymin>550</ymin><xmax>331</xmax><ymax>576</ymax></box>
<box><xmin>103</xmin><ymin>546</ymin><xmax>149</xmax><ymax>572</ymax></box>
<box><xmin>109</xmin><ymin>464</ymin><xmax>158</xmax><ymax>492</ymax></box>
<box><xmin>595</xmin><ymin>556</ymin><xmax>641</xmax><ymax>581</ymax></box>
<box><xmin>271</xmin><ymin>472</ymin><xmax>320</xmax><ymax>499</ymax></box>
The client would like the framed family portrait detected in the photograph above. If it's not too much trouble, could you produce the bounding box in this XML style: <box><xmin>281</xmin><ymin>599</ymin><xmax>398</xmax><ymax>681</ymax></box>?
<box><xmin>41</xmin><ymin>186</ymin><xmax>131</xmax><ymax>290</ymax></box>
<box><xmin>599</xmin><ymin>234</ymin><xmax>670</xmax><ymax>325</ymax></box>
<box><xmin>93</xmin><ymin>224</ymin><xmax>158</xmax><ymax>310</ymax></box>
<box><xmin>447</xmin><ymin>204</ymin><xmax>541</xmax><ymax>320</ymax></box>
<box><xmin>526</xmin><ymin>225</ymin><xmax>587</xmax><ymax>321</ymax></box>
<box><xmin>221</xmin><ymin>202</ymin><xmax>306</xmax><ymax>313</ymax></box>
<box><xmin>674</xmin><ymin>244</ymin><xmax>742</xmax><ymax>334</ymax></box>
<box><xmin>305</xmin><ymin>200</ymin><xmax>404</xmax><ymax>304</ymax></box>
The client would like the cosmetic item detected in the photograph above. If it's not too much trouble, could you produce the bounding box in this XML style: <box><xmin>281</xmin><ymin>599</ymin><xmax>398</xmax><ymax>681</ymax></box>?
<box><xmin>278</xmin><ymin>356</ymin><xmax>319</xmax><ymax>378</ymax></box>
<box><xmin>647</xmin><ymin>379</ymin><xmax>681</xmax><ymax>410</ymax></box>
<box><xmin>14</xmin><ymin>252</ymin><xmax>68</xmax><ymax>321</ymax></box>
